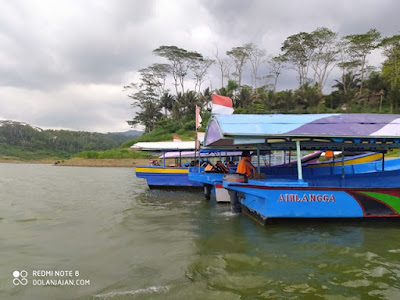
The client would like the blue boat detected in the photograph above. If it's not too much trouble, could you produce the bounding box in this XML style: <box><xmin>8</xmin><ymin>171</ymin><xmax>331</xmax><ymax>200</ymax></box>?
<box><xmin>189</xmin><ymin>151</ymin><xmax>395</xmax><ymax>202</ymax></box>
<box><xmin>200</xmin><ymin>113</ymin><xmax>400</xmax><ymax>221</ymax></box>
<box><xmin>189</xmin><ymin>151</ymin><xmax>323</xmax><ymax>202</ymax></box>
<box><xmin>132</xmin><ymin>141</ymin><xmax>203</xmax><ymax>189</ymax></box>
<box><xmin>133</xmin><ymin>141</ymin><xmax>241</xmax><ymax>189</ymax></box>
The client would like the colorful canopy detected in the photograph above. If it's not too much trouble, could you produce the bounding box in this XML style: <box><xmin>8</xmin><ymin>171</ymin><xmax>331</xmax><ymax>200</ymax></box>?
<box><xmin>204</xmin><ymin>114</ymin><xmax>400</xmax><ymax>151</ymax></box>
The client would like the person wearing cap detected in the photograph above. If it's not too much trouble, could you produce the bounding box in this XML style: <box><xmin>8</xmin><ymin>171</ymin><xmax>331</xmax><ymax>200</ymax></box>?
<box><xmin>236</xmin><ymin>150</ymin><xmax>259</xmax><ymax>178</ymax></box>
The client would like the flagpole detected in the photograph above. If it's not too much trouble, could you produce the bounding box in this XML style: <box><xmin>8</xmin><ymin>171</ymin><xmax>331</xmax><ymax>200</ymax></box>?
<box><xmin>195</xmin><ymin>105</ymin><xmax>198</xmax><ymax>168</ymax></box>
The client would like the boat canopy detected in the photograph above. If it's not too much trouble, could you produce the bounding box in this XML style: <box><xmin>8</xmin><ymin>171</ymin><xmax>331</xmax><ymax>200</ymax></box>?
<box><xmin>131</xmin><ymin>141</ymin><xmax>195</xmax><ymax>151</ymax></box>
<box><xmin>204</xmin><ymin>114</ymin><xmax>400</xmax><ymax>151</ymax></box>
<box><xmin>159</xmin><ymin>150</ymin><xmax>243</xmax><ymax>159</ymax></box>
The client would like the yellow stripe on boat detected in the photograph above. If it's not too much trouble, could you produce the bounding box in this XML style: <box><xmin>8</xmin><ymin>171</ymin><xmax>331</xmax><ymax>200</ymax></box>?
<box><xmin>135</xmin><ymin>167</ymin><xmax>189</xmax><ymax>174</ymax></box>
<box><xmin>308</xmin><ymin>153</ymin><xmax>383</xmax><ymax>168</ymax></box>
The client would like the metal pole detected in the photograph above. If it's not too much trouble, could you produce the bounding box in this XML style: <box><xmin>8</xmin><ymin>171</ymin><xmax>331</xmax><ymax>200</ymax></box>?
<box><xmin>341</xmin><ymin>146</ymin><xmax>345</xmax><ymax>179</ymax></box>
<box><xmin>163</xmin><ymin>151</ymin><xmax>166</xmax><ymax>167</ymax></box>
<box><xmin>283</xmin><ymin>150</ymin><xmax>286</xmax><ymax>165</ymax></box>
<box><xmin>382</xmin><ymin>152</ymin><xmax>385</xmax><ymax>172</ymax></box>
<box><xmin>296</xmin><ymin>141</ymin><xmax>303</xmax><ymax>182</ymax></box>
<box><xmin>257</xmin><ymin>146</ymin><xmax>260</xmax><ymax>173</ymax></box>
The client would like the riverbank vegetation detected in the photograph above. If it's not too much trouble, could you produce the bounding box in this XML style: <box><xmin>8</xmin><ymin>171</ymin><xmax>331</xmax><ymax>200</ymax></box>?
<box><xmin>0</xmin><ymin>120</ymin><xmax>141</xmax><ymax>161</ymax></box>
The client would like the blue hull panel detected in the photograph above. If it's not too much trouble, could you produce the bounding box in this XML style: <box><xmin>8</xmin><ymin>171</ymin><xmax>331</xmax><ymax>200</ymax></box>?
<box><xmin>136</xmin><ymin>172</ymin><xmax>203</xmax><ymax>187</ymax></box>
<box><xmin>223</xmin><ymin>169</ymin><xmax>400</xmax><ymax>219</ymax></box>
<box><xmin>237</xmin><ymin>188</ymin><xmax>364</xmax><ymax>218</ymax></box>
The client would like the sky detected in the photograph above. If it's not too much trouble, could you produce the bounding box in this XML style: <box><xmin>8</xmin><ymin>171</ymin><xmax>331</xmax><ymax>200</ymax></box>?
<box><xmin>1</xmin><ymin>0</ymin><xmax>399</xmax><ymax>133</ymax></box>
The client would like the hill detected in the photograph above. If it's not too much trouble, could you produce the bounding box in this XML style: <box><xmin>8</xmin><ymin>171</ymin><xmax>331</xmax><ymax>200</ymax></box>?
<box><xmin>0</xmin><ymin>120</ymin><xmax>143</xmax><ymax>161</ymax></box>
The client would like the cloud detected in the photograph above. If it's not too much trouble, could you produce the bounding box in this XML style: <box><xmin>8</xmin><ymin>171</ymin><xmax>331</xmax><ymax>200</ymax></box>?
<box><xmin>0</xmin><ymin>84</ymin><xmax>133</xmax><ymax>132</ymax></box>
<box><xmin>0</xmin><ymin>0</ymin><xmax>399</xmax><ymax>132</ymax></box>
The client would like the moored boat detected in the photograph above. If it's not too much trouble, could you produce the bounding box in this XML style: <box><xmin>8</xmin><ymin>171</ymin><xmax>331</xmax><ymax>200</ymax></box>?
<box><xmin>201</xmin><ymin>113</ymin><xmax>400</xmax><ymax>221</ymax></box>
<box><xmin>132</xmin><ymin>141</ymin><xmax>202</xmax><ymax>188</ymax></box>
<box><xmin>133</xmin><ymin>141</ymin><xmax>240</xmax><ymax>189</ymax></box>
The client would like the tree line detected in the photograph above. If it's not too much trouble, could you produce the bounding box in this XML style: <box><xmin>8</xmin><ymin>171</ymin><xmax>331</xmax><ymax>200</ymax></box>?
<box><xmin>125</xmin><ymin>28</ymin><xmax>400</xmax><ymax>133</ymax></box>
<box><xmin>0</xmin><ymin>120</ymin><xmax>138</xmax><ymax>158</ymax></box>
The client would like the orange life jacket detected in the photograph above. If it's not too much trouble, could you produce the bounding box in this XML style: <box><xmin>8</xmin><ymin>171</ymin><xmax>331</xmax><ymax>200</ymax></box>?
<box><xmin>205</xmin><ymin>164</ymin><xmax>214</xmax><ymax>172</ymax></box>
<box><xmin>236</xmin><ymin>157</ymin><xmax>252</xmax><ymax>177</ymax></box>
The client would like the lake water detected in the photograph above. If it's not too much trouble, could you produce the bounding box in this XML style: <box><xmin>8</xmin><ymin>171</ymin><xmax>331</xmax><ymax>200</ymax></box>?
<box><xmin>1</xmin><ymin>163</ymin><xmax>399</xmax><ymax>299</ymax></box>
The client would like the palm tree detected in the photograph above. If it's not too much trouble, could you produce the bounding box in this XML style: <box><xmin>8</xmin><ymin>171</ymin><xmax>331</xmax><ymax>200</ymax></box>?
<box><xmin>159</xmin><ymin>92</ymin><xmax>174</xmax><ymax>117</ymax></box>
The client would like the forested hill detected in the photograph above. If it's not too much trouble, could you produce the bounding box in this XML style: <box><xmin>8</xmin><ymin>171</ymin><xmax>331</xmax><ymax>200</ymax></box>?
<box><xmin>0</xmin><ymin>120</ymin><xmax>142</xmax><ymax>160</ymax></box>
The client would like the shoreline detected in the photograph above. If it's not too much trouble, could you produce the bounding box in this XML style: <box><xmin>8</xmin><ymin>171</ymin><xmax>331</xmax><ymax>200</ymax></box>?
<box><xmin>55</xmin><ymin>158</ymin><xmax>150</xmax><ymax>167</ymax></box>
<box><xmin>0</xmin><ymin>158</ymin><xmax>150</xmax><ymax>167</ymax></box>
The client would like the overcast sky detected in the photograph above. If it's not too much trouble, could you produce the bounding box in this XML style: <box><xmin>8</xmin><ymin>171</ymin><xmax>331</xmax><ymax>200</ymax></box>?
<box><xmin>1</xmin><ymin>0</ymin><xmax>399</xmax><ymax>133</ymax></box>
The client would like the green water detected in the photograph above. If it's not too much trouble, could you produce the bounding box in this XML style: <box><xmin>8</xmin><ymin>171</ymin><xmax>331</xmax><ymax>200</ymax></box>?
<box><xmin>0</xmin><ymin>164</ymin><xmax>399</xmax><ymax>299</ymax></box>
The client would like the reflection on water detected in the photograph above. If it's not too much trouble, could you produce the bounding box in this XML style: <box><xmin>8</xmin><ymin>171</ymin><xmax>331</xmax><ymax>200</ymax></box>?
<box><xmin>0</xmin><ymin>164</ymin><xmax>399</xmax><ymax>299</ymax></box>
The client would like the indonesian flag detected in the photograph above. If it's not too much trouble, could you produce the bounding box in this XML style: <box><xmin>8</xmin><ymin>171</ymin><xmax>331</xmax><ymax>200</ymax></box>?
<box><xmin>173</xmin><ymin>136</ymin><xmax>182</xmax><ymax>142</ymax></box>
<box><xmin>212</xmin><ymin>94</ymin><xmax>234</xmax><ymax>115</ymax></box>
<box><xmin>195</xmin><ymin>105</ymin><xmax>202</xmax><ymax>129</ymax></box>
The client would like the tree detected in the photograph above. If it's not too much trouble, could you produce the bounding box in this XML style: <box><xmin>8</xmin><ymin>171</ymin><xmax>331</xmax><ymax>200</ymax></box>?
<box><xmin>336</xmin><ymin>38</ymin><xmax>362</xmax><ymax>97</ymax></box>
<box><xmin>159</xmin><ymin>92</ymin><xmax>174</xmax><ymax>117</ymax></box>
<box><xmin>213</xmin><ymin>45</ymin><xmax>231</xmax><ymax>87</ymax></box>
<box><xmin>171</xmin><ymin>91</ymin><xmax>199</xmax><ymax>124</ymax></box>
<box><xmin>226</xmin><ymin>45</ymin><xmax>251</xmax><ymax>89</ymax></box>
<box><xmin>281</xmin><ymin>32</ymin><xmax>316</xmax><ymax>86</ymax></box>
<box><xmin>130</xmin><ymin>101</ymin><xmax>162</xmax><ymax>133</ymax></box>
<box><xmin>294</xmin><ymin>82</ymin><xmax>323</xmax><ymax>110</ymax></box>
<box><xmin>343</xmin><ymin>29</ymin><xmax>381</xmax><ymax>95</ymax></box>
<box><xmin>332</xmin><ymin>72</ymin><xmax>361</xmax><ymax>93</ymax></box>
<box><xmin>310</xmin><ymin>27</ymin><xmax>339</xmax><ymax>92</ymax></box>
<box><xmin>236</xmin><ymin>85</ymin><xmax>254</xmax><ymax>108</ymax></box>
<box><xmin>190</xmin><ymin>57</ymin><xmax>214</xmax><ymax>93</ymax></box>
<box><xmin>153</xmin><ymin>45</ymin><xmax>203</xmax><ymax>94</ymax></box>
<box><xmin>124</xmin><ymin>67</ymin><xmax>163</xmax><ymax>132</ymax></box>
<box><xmin>146</xmin><ymin>63</ymin><xmax>170</xmax><ymax>96</ymax></box>
<box><xmin>380</xmin><ymin>35</ymin><xmax>400</xmax><ymax>112</ymax></box>
<box><xmin>246</xmin><ymin>43</ymin><xmax>267</xmax><ymax>89</ymax></box>
<box><xmin>267</xmin><ymin>55</ymin><xmax>287</xmax><ymax>91</ymax></box>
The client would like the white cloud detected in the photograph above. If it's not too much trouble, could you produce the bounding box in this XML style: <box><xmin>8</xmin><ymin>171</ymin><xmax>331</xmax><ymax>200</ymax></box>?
<box><xmin>0</xmin><ymin>0</ymin><xmax>399</xmax><ymax>132</ymax></box>
<box><xmin>0</xmin><ymin>83</ymin><xmax>132</xmax><ymax>132</ymax></box>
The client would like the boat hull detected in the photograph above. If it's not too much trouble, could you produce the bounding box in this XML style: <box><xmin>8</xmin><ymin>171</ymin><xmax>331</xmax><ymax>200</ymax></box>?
<box><xmin>232</xmin><ymin>185</ymin><xmax>400</xmax><ymax>219</ymax></box>
<box><xmin>135</xmin><ymin>166</ymin><xmax>203</xmax><ymax>188</ymax></box>
<box><xmin>223</xmin><ymin>170</ymin><xmax>400</xmax><ymax>219</ymax></box>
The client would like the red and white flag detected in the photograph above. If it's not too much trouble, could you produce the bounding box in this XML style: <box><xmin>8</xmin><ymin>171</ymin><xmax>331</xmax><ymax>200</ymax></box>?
<box><xmin>173</xmin><ymin>136</ymin><xmax>182</xmax><ymax>142</ymax></box>
<box><xmin>212</xmin><ymin>94</ymin><xmax>234</xmax><ymax>115</ymax></box>
<box><xmin>195</xmin><ymin>105</ymin><xmax>202</xmax><ymax>129</ymax></box>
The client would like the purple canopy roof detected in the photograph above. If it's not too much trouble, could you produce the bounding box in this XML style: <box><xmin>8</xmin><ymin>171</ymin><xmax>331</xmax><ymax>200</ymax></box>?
<box><xmin>204</xmin><ymin>114</ymin><xmax>400</xmax><ymax>151</ymax></box>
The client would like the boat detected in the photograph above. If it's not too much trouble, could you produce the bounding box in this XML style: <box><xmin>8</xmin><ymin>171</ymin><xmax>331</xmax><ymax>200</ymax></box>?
<box><xmin>189</xmin><ymin>151</ymin><xmax>392</xmax><ymax>202</ymax></box>
<box><xmin>305</xmin><ymin>152</ymin><xmax>383</xmax><ymax>167</ymax></box>
<box><xmin>132</xmin><ymin>141</ymin><xmax>203</xmax><ymax>188</ymax></box>
<box><xmin>132</xmin><ymin>141</ymin><xmax>241</xmax><ymax>189</ymax></box>
<box><xmin>189</xmin><ymin>151</ymin><xmax>323</xmax><ymax>202</ymax></box>
<box><xmin>200</xmin><ymin>113</ymin><xmax>400</xmax><ymax>221</ymax></box>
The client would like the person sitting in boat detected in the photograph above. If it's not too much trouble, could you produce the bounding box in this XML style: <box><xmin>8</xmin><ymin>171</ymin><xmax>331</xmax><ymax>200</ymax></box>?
<box><xmin>149</xmin><ymin>160</ymin><xmax>159</xmax><ymax>166</ymax></box>
<box><xmin>227</xmin><ymin>161</ymin><xmax>236</xmax><ymax>168</ymax></box>
<box><xmin>237</xmin><ymin>150</ymin><xmax>264</xmax><ymax>179</ymax></box>
<box><xmin>214</xmin><ymin>161</ymin><xmax>229</xmax><ymax>173</ymax></box>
